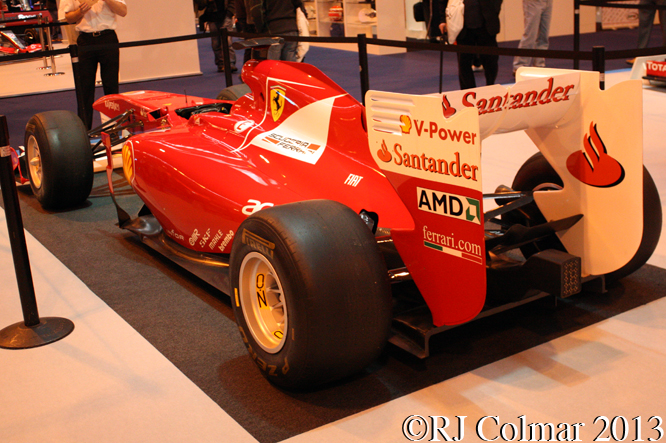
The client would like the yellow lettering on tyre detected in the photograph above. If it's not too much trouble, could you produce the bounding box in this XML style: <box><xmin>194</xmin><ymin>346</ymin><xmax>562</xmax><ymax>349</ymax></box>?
<box><xmin>256</xmin><ymin>274</ymin><xmax>268</xmax><ymax>308</ymax></box>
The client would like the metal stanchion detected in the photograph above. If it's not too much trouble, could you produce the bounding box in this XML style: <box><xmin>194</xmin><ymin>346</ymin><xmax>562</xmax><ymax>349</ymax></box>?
<box><xmin>0</xmin><ymin>115</ymin><xmax>74</xmax><ymax>349</ymax></box>
<box><xmin>357</xmin><ymin>34</ymin><xmax>369</xmax><ymax>106</ymax></box>
<box><xmin>36</xmin><ymin>14</ymin><xmax>52</xmax><ymax>71</ymax></box>
<box><xmin>44</xmin><ymin>18</ymin><xmax>64</xmax><ymax>77</ymax></box>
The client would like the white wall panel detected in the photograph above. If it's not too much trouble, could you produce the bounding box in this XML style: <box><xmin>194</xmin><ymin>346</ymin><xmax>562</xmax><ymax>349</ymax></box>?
<box><xmin>116</xmin><ymin>0</ymin><xmax>201</xmax><ymax>83</ymax></box>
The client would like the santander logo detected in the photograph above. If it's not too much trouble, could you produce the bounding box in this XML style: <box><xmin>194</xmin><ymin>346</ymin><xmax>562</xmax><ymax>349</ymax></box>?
<box><xmin>377</xmin><ymin>139</ymin><xmax>392</xmax><ymax>162</ymax></box>
<box><xmin>442</xmin><ymin>95</ymin><xmax>457</xmax><ymax>119</ymax></box>
<box><xmin>566</xmin><ymin>122</ymin><xmax>625</xmax><ymax>188</ymax></box>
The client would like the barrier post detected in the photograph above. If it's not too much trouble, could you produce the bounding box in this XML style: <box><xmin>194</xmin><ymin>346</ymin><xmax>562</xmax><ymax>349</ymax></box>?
<box><xmin>592</xmin><ymin>46</ymin><xmax>606</xmax><ymax>90</ymax></box>
<box><xmin>221</xmin><ymin>26</ymin><xmax>233</xmax><ymax>87</ymax></box>
<box><xmin>44</xmin><ymin>18</ymin><xmax>64</xmax><ymax>77</ymax></box>
<box><xmin>439</xmin><ymin>49</ymin><xmax>443</xmax><ymax>94</ymax></box>
<box><xmin>37</xmin><ymin>14</ymin><xmax>51</xmax><ymax>71</ymax></box>
<box><xmin>357</xmin><ymin>34</ymin><xmax>369</xmax><ymax>106</ymax></box>
<box><xmin>574</xmin><ymin>0</ymin><xmax>580</xmax><ymax>69</ymax></box>
<box><xmin>0</xmin><ymin>115</ymin><xmax>74</xmax><ymax>349</ymax></box>
<box><xmin>69</xmin><ymin>44</ymin><xmax>88</xmax><ymax>127</ymax></box>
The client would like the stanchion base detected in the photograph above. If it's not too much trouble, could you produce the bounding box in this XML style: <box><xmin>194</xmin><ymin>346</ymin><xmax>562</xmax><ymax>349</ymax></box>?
<box><xmin>44</xmin><ymin>72</ymin><xmax>65</xmax><ymax>77</ymax></box>
<box><xmin>36</xmin><ymin>66</ymin><xmax>52</xmax><ymax>71</ymax></box>
<box><xmin>0</xmin><ymin>317</ymin><xmax>74</xmax><ymax>349</ymax></box>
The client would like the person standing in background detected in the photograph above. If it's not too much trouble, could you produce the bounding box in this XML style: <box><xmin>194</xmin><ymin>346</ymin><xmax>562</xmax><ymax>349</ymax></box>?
<box><xmin>513</xmin><ymin>0</ymin><xmax>553</xmax><ymax>74</ymax></box>
<box><xmin>635</xmin><ymin>0</ymin><xmax>666</xmax><ymax>56</ymax></box>
<box><xmin>439</xmin><ymin>0</ymin><xmax>503</xmax><ymax>90</ymax></box>
<box><xmin>234</xmin><ymin>0</ymin><xmax>255</xmax><ymax>65</ymax></box>
<box><xmin>263</xmin><ymin>0</ymin><xmax>302</xmax><ymax>61</ymax></box>
<box><xmin>196</xmin><ymin>0</ymin><xmax>237</xmax><ymax>73</ymax></box>
<box><xmin>59</xmin><ymin>0</ymin><xmax>127</xmax><ymax>130</ymax></box>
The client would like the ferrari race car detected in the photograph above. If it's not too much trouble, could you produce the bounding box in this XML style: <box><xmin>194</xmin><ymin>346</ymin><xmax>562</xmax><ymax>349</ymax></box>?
<box><xmin>17</xmin><ymin>41</ymin><xmax>662</xmax><ymax>389</ymax></box>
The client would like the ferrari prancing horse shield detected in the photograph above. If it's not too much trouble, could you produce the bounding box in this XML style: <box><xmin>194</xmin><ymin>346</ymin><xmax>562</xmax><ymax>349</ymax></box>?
<box><xmin>270</xmin><ymin>86</ymin><xmax>286</xmax><ymax>121</ymax></box>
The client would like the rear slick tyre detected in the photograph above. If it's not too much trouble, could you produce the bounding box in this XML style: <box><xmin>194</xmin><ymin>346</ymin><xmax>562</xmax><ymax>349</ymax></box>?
<box><xmin>216</xmin><ymin>83</ymin><xmax>251</xmax><ymax>101</ymax></box>
<box><xmin>24</xmin><ymin>111</ymin><xmax>93</xmax><ymax>210</ymax></box>
<box><xmin>506</xmin><ymin>153</ymin><xmax>662</xmax><ymax>282</ymax></box>
<box><xmin>230</xmin><ymin>200</ymin><xmax>391</xmax><ymax>389</ymax></box>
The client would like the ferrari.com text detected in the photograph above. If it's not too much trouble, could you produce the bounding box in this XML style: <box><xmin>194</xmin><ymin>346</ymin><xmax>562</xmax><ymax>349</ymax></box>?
<box><xmin>401</xmin><ymin>415</ymin><xmax>664</xmax><ymax>442</ymax></box>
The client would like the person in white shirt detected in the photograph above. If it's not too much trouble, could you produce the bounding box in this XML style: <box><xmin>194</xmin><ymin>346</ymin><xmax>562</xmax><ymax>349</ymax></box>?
<box><xmin>59</xmin><ymin>0</ymin><xmax>127</xmax><ymax>129</ymax></box>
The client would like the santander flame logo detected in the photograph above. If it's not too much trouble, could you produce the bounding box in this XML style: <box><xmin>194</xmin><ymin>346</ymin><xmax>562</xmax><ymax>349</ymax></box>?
<box><xmin>442</xmin><ymin>95</ymin><xmax>457</xmax><ymax>119</ymax></box>
<box><xmin>377</xmin><ymin>139</ymin><xmax>392</xmax><ymax>163</ymax></box>
<box><xmin>566</xmin><ymin>122</ymin><xmax>625</xmax><ymax>188</ymax></box>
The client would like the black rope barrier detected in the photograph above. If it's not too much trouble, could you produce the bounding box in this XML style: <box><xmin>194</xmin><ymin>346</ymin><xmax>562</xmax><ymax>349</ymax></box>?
<box><xmin>6</xmin><ymin>19</ymin><xmax>665</xmax><ymax>101</ymax></box>
<box><xmin>575</xmin><ymin>0</ymin><xmax>666</xmax><ymax>68</ymax></box>
<box><xmin>0</xmin><ymin>115</ymin><xmax>74</xmax><ymax>349</ymax></box>
<box><xmin>580</xmin><ymin>0</ymin><xmax>666</xmax><ymax>9</ymax></box>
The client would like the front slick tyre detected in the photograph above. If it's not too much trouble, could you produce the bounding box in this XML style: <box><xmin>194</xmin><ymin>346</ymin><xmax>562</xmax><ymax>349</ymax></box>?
<box><xmin>24</xmin><ymin>111</ymin><xmax>93</xmax><ymax>210</ymax></box>
<box><xmin>230</xmin><ymin>200</ymin><xmax>391</xmax><ymax>390</ymax></box>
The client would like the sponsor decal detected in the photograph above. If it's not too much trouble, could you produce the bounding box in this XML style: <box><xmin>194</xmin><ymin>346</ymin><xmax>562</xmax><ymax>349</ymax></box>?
<box><xmin>189</xmin><ymin>228</ymin><xmax>200</xmax><ymax>246</ymax></box>
<box><xmin>646</xmin><ymin>60</ymin><xmax>666</xmax><ymax>77</ymax></box>
<box><xmin>422</xmin><ymin>225</ymin><xmax>483</xmax><ymax>265</ymax></box>
<box><xmin>262</xmin><ymin>132</ymin><xmax>321</xmax><ymax>159</ymax></box>
<box><xmin>242</xmin><ymin>199</ymin><xmax>275</xmax><ymax>215</ymax></box>
<box><xmin>199</xmin><ymin>228</ymin><xmax>211</xmax><ymax>248</ymax></box>
<box><xmin>104</xmin><ymin>100</ymin><xmax>120</xmax><ymax>112</ymax></box>
<box><xmin>411</xmin><ymin>120</ymin><xmax>478</xmax><ymax>145</ymax></box>
<box><xmin>218</xmin><ymin>230</ymin><xmax>235</xmax><ymax>252</ymax></box>
<box><xmin>400</xmin><ymin>115</ymin><xmax>412</xmax><ymax>134</ymax></box>
<box><xmin>376</xmin><ymin>139</ymin><xmax>479</xmax><ymax>182</ymax></box>
<box><xmin>417</xmin><ymin>187</ymin><xmax>481</xmax><ymax>224</ymax></box>
<box><xmin>234</xmin><ymin>120</ymin><xmax>254</xmax><ymax>133</ymax></box>
<box><xmin>442</xmin><ymin>77</ymin><xmax>576</xmax><ymax>118</ymax></box>
<box><xmin>442</xmin><ymin>95</ymin><xmax>456</xmax><ymax>119</ymax></box>
<box><xmin>166</xmin><ymin>229</ymin><xmax>185</xmax><ymax>241</ymax></box>
<box><xmin>567</xmin><ymin>122</ymin><xmax>625</xmax><ymax>187</ymax></box>
<box><xmin>209</xmin><ymin>229</ymin><xmax>224</xmax><ymax>249</ymax></box>
<box><xmin>344</xmin><ymin>174</ymin><xmax>363</xmax><ymax>187</ymax></box>
<box><xmin>241</xmin><ymin>229</ymin><xmax>275</xmax><ymax>258</ymax></box>
<box><xmin>270</xmin><ymin>85</ymin><xmax>286</xmax><ymax>122</ymax></box>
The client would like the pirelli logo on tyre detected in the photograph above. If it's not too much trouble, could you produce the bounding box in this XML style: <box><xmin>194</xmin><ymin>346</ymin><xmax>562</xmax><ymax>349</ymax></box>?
<box><xmin>242</xmin><ymin>229</ymin><xmax>275</xmax><ymax>258</ymax></box>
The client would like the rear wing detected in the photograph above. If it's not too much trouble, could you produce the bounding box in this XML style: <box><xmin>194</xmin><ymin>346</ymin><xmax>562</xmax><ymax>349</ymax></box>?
<box><xmin>366</xmin><ymin>68</ymin><xmax>643</xmax><ymax>326</ymax></box>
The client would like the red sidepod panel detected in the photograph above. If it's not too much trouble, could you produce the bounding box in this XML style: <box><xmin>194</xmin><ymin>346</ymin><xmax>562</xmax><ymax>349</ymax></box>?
<box><xmin>93</xmin><ymin>90</ymin><xmax>220</xmax><ymax>124</ymax></box>
<box><xmin>126</xmin><ymin>61</ymin><xmax>412</xmax><ymax>253</ymax></box>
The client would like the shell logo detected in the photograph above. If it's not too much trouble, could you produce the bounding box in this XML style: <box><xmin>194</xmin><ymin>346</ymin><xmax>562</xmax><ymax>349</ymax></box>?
<box><xmin>122</xmin><ymin>141</ymin><xmax>135</xmax><ymax>184</ymax></box>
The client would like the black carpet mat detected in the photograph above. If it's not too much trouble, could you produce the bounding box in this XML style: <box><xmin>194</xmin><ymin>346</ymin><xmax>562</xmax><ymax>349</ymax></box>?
<box><xmin>4</xmin><ymin>171</ymin><xmax>664</xmax><ymax>443</ymax></box>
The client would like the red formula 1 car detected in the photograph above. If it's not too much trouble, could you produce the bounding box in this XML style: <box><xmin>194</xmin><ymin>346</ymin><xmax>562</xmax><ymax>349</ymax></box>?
<box><xmin>18</xmin><ymin>39</ymin><xmax>662</xmax><ymax>389</ymax></box>
<box><xmin>0</xmin><ymin>29</ymin><xmax>41</xmax><ymax>56</ymax></box>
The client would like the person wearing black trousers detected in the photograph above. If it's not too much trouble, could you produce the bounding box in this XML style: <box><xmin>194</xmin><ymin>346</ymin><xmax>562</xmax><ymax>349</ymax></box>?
<box><xmin>59</xmin><ymin>0</ymin><xmax>127</xmax><ymax>130</ymax></box>
<box><xmin>439</xmin><ymin>0</ymin><xmax>503</xmax><ymax>90</ymax></box>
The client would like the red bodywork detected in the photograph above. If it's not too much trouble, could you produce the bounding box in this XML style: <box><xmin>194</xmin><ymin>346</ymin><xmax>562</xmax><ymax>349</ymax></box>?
<box><xmin>94</xmin><ymin>60</ymin><xmax>412</xmax><ymax>256</ymax></box>
<box><xmin>0</xmin><ymin>29</ymin><xmax>41</xmax><ymax>55</ymax></box>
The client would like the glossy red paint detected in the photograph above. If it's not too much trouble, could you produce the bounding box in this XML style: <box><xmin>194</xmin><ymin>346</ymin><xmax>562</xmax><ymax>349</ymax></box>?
<box><xmin>0</xmin><ymin>30</ymin><xmax>42</xmax><ymax>55</ymax></box>
<box><xmin>95</xmin><ymin>60</ymin><xmax>412</xmax><ymax>254</ymax></box>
